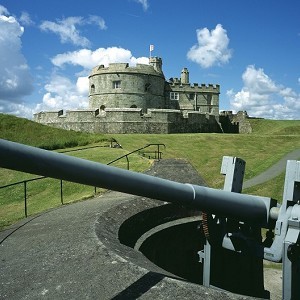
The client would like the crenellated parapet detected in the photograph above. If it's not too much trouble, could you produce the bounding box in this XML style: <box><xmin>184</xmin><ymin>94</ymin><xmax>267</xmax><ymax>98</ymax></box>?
<box><xmin>169</xmin><ymin>81</ymin><xmax>220</xmax><ymax>93</ymax></box>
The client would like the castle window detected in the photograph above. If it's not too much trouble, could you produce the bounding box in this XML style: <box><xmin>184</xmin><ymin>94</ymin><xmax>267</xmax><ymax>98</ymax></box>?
<box><xmin>91</xmin><ymin>84</ymin><xmax>95</xmax><ymax>93</ymax></box>
<box><xmin>145</xmin><ymin>83</ymin><xmax>151</xmax><ymax>92</ymax></box>
<box><xmin>100</xmin><ymin>105</ymin><xmax>106</xmax><ymax>111</ymax></box>
<box><xmin>130</xmin><ymin>105</ymin><xmax>137</xmax><ymax>108</ymax></box>
<box><xmin>113</xmin><ymin>80</ymin><xmax>121</xmax><ymax>89</ymax></box>
<box><xmin>170</xmin><ymin>92</ymin><xmax>179</xmax><ymax>100</ymax></box>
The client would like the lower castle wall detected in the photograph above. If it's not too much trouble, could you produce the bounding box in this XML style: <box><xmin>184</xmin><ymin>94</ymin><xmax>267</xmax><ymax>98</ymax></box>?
<box><xmin>34</xmin><ymin>108</ymin><xmax>224</xmax><ymax>134</ymax></box>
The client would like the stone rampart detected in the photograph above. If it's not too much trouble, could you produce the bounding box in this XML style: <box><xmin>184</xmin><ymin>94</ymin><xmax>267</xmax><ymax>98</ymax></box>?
<box><xmin>34</xmin><ymin>108</ymin><xmax>223</xmax><ymax>134</ymax></box>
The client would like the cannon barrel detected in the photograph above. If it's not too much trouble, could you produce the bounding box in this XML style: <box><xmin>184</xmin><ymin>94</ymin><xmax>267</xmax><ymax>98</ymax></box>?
<box><xmin>0</xmin><ymin>139</ymin><xmax>272</xmax><ymax>226</ymax></box>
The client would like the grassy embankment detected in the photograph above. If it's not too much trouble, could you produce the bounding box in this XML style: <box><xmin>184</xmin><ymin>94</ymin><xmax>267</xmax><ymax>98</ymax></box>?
<box><xmin>1</xmin><ymin>114</ymin><xmax>300</xmax><ymax>230</ymax></box>
<box><xmin>113</xmin><ymin>119</ymin><xmax>300</xmax><ymax>201</ymax></box>
<box><xmin>0</xmin><ymin>114</ymin><xmax>152</xmax><ymax>229</ymax></box>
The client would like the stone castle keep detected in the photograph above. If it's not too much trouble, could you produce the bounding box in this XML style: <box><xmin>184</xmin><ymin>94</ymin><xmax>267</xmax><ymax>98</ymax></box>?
<box><xmin>34</xmin><ymin>57</ymin><xmax>246</xmax><ymax>134</ymax></box>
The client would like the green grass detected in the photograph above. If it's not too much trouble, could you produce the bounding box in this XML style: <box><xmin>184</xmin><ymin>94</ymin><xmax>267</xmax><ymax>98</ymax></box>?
<box><xmin>1</xmin><ymin>115</ymin><xmax>300</xmax><ymax>230</ymax></box>
<box><xmin>0</xmin><ymin>113</ymin><xmax>112</xmax><ymax>149</ymax></box>
<box><xmin>249</xmin><ymin>118</ymin><xmax>300</xmax><ymax>135</ymax></box>
<box><xmin>112</xmin><ymin>130</ymin><xmax>300</xmax><ymax>193</ymax></box>
<box><xmin>0</xmin><ymin>113</ymin><xmax>153</xmax><ymax>229</ymax></box>
<box><xmin>0</xmin><ymin>146</ymin><xmax>152</xmax><ymax>229</ymax></box>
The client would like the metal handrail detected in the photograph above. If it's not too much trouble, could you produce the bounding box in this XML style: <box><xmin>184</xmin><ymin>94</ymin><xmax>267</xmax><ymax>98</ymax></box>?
<box><xmin>0</xmin><ymin>143</ymin><xmax>165</xmax><ymax>218</ymax></box>
<box><xmin>107</xmin><ymin>143</ymin><xmax>166</xmax><ymax>169</ymax></box>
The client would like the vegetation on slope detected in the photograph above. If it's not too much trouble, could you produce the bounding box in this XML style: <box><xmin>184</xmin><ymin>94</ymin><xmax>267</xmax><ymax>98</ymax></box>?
<box><xmin>0</xmin><ymin>113</ymin><xmax>111</xmax><ymax>149</ymax></box>
<box><xmin>1</xmin><ymin>115</ymin><xmax>300</xmax><ymax>229</ymax></box>
<box><xmin>249</xmin><ymin>118</ymin><xmax>300</xmax><ymax>135</ymax></box>
<box><xmin>0</xmin><ymin>114</ymin><xmax>152</xmax><ymax>229</ymax></box>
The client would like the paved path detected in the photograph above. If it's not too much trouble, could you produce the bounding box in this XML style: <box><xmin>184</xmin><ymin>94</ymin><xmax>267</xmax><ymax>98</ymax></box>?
<box><xmin>243</xmin><ymin>149</ymin><xmax>300</xmax><ymax>189</ymax></box>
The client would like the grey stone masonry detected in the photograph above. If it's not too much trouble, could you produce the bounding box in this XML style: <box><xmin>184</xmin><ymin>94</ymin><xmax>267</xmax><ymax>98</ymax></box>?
<box><xmin>34</xmin><ymin>56</ymin><xmax>249</xmax><ymax>134</ymax></box>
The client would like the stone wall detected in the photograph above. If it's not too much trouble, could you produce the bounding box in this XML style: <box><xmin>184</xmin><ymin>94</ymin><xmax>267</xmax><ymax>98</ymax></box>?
<box><xmin>219</xmin><ymin>111</ymin><xmax>252</xmax><ymax>133</ymax></box>
<box><xmin>34</xmin><ymin>108</ymin><xmax>223</xmax><ymax>134</ymax></box>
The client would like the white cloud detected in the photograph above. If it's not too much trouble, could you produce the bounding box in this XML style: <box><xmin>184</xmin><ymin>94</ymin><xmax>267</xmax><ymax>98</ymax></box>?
<box><xmin>134</xmin><ymin>0</ymin><xmax>149</xmax><ymax>11</ymax></box>
<box><xmin>51</xmin><ymin>47</ymin><xmax>149</xmax><ymax>70</ymax></box>
<box><xmin>76</xmin><ymin>77</ymin><xmax>89</xmax><ymax>95</ymax></box>
<box><xmin>0</xmin><ymin>100</ymin><xmax>34</xmax><ymax>119</ymax></box>
<box><xmin>87</xmin><ymin>15</ymin><xmax>107</xmax><ymax>30</ymax></box>
<box><xmin>0</xmin><ymin>5</ymin><xmax>9</xmax><ymax>15</ymax></box>
<box><xmin>228</xmin><ymin>65</ymin><xmax>300</xmax><ymax>119</ymax></box>
<box><xmin>34</xmin><ymin>74</ymin><xmax>88</xmax><ymax>113</ymax></box>
<box><xmin>0</xmin><ymin>7</ymin><xmax>33</xmax><ymax>103</ymax></box>
<box><xmin>40</xmin><ymin>17</ymin><xmax>90</xmax><ymax>47</ymax></box>
<box><xmin>19</xmin><ymin>11</ymin><xmax>34</xmax><ymax>26</ymax></box>
<box><xmin>40</xmin><ymin>15</ymin><xmax>107</xmax><ymax>47</ymax></box>
<box><xmin>187</xmin><ymin>24</ymin><xmax>232</xmax><ymax>68</ymax></box>
<box><xmin>33</xmin><ymin>47</ymin><xmax>149</xmax><ymax>114</ymax></box>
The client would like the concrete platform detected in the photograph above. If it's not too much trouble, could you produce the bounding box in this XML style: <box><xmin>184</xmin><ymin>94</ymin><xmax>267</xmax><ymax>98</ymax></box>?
<box><xmin>0</xmin><ymin>159</ymin><xmax>264</xmax><ymax>299</ymax></box>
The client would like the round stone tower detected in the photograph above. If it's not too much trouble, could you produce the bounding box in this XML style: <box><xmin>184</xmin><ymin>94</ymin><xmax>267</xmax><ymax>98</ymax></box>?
<box><xmin>88</xmin><ymin>60</ymin><xmax>166</xmax><ymax>112</ymax></box>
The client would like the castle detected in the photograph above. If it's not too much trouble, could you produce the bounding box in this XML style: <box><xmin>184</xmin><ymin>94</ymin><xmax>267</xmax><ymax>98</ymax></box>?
<box><xmin>34</xmin><ymin>57</ymin><xmax>248</xmax><ymax>134</ymax></box>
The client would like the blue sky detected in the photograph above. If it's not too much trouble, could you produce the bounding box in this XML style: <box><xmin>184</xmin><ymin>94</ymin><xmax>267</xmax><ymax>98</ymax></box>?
<box><xmin>0</xmin><ymin>0</ymin><xmax>299</xmax><ymax>119</ymax></box>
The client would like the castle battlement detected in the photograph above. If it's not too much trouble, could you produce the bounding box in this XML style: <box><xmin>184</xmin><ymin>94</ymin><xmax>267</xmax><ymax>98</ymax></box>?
<box><xmin>90</xmin><ymin>62</ymin><xmax>161</xmax><ymax>77</ymax></box>
<box><xmin>170</xmin><ymin>82</ymin><xmax>220</xmax><ymax>92</ymax></box>
<box><xmin>33</xmin><ymin>107</ymin><xmax>223</xmax><ymax>134</ymax></box>
<box><xmin>33</xmin><ymin>56</ymin><xmax>247</xmax><ymax>134</ymax></box>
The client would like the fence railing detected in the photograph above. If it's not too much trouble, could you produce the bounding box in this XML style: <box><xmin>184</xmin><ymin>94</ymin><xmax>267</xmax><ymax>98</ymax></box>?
<box><xmin>0</xmin><ymin>143</ymin><xmax>165</xmax><ymax>218</ymax></box>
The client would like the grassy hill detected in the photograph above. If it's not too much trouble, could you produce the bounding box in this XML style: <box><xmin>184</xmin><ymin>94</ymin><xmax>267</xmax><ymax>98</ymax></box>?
<box><xmin>249</xmin><ymin>118</ymin><xmax>300</xmax><ymax>135</ymax></box>
<box><xmin>0</xmin><ymin>114</ymin><xmax>152</xmax><ymax>229</ymax></box>
<box><xmin>0</xmin><ymin>113</ymin><xmax>111</xmax><ymax>149</ymax></box>
<box><xmin>1</xmin><ymin>114</ymin><xmax>300</xmax><ymax>229</ymax></box>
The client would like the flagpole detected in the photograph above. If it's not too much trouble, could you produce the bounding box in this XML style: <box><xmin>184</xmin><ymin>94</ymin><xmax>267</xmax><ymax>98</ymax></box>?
<box><xmin>149</xmin><ymin>44</ymin><xmax>154</xmax><ymax>58</ymax></box>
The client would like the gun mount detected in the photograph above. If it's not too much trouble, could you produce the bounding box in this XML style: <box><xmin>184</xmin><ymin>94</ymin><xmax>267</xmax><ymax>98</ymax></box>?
<box><xmin>0</xmin><ymin>139</ymin><xmax>299</xmax><ymax>299</ymax></box>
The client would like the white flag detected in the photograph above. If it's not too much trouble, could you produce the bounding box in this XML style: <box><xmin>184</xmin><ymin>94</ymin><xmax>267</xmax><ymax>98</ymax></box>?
<box><xmin>150</xmin><ymin>44</ymin><xmax>154</xmax><ymax>52</ymax></box>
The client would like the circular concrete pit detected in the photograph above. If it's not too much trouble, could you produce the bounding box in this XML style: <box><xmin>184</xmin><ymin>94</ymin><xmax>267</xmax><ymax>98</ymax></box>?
<box><xmin>95</xmin><ymin>196</ymin><xmax>264</xmax><ymax>299</ymax></box>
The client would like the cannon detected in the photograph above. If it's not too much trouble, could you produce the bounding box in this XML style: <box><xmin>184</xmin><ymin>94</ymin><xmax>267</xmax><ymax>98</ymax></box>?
<box><xmin>0</xmin><ymin>138</ymin><xmax>299</xmax><ymax>299</ymax></box>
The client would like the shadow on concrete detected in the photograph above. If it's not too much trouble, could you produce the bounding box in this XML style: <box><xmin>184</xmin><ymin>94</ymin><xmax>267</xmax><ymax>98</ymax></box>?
<box><xmin>111</xmin><ymin>272</ymin><xmax>165</xmax><ymax>299</ymax></box>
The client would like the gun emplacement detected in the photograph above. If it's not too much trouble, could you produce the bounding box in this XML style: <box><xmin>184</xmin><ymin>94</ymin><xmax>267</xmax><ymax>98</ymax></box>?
<box><xmin>1</xmin><ymin>138</ymin><xmax>300</xmax><ymax>299</ymax></box>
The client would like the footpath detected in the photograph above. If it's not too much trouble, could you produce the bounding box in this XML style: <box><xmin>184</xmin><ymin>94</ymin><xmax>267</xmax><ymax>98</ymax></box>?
<box><xmin>243</xmin><ymin>149</ymin><xmax>300</xmax><ymax>189</ymax></box>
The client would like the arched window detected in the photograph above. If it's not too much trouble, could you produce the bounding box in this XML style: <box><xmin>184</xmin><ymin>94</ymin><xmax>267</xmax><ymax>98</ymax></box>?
<box><xmin>130</xmin><ymin>105</ymin><xmax>137</xmax><ymax>108</ymax></box>
<box><xmin>90</xmin><ymin>84</ymin><xmax>95</xmax><ymax>93</ymax></box>
<box><xmin>100</xmin><ymin>105</ymin><xmax>106</xmax><ymax>111</ymax></box>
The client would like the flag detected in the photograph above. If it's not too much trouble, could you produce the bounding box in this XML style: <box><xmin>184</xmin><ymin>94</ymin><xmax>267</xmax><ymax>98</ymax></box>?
<box><xmin>150</xmin><ymin>44</ymin><xmax>154</xmax><ymax>52</ymax></box>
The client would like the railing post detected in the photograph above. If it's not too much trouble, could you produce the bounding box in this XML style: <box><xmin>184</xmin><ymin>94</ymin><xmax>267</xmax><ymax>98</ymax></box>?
<box><xmin>24</xmin><ymin>181</ymin><xmax>28</xmax><ymax>218</ymax></box>
<box><xmin>126</xmin><ymin>155</ymin><xmax>129</xmax><ymax>170</ymax></box>
<box><xmin>60</xmin><ymin>180</ymin><xmax>63</xmax><ymax>205</ymax></box>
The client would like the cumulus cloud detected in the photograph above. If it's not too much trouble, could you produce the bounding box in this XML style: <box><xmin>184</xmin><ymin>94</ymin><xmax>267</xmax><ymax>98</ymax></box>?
<box><xmin>0</xmin><ymin>5</ymin><xmax>9</xmax><ymax>15</ymax></box>
<box><xmin>134</xmin><ymin>0</ymin><xmax>149</xmax><ymax>11</ymax></box>
<box><xmin>0</xmin><ymin>100</ymin><xmax>34</xmax><ymax>119</ymax></box>
<box><xmin>35</xmin><ymin>74</ymin><xmax>89</xmax><ymax>113</ymax></box>
<box><xmin>0</xmin><ymin>7</ymin><xmax>33</xmax><ymax>103</ymax></box>
<box><xmin>51</xmin><ymin>47</ymin><xmax>149</xmax><ymax>69</ymax></box>
<box><xmin>34</xmin><ymin>47</ymin><xmax>149</xmax><ymax>114</ymax></box>
<box><xmin>187</xmin><ymin>24</ymin><xmax>232</xmax><ymax>68</ymax></box>
<box><xmin>40</xmin><ymin>15</ymin><xmax>107</xmax><ymax>47</ymax></box>
<box><xmin>228</xmin><ymin>65</ymin><xmax>300</xmax><ymax>119</ymax></box>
